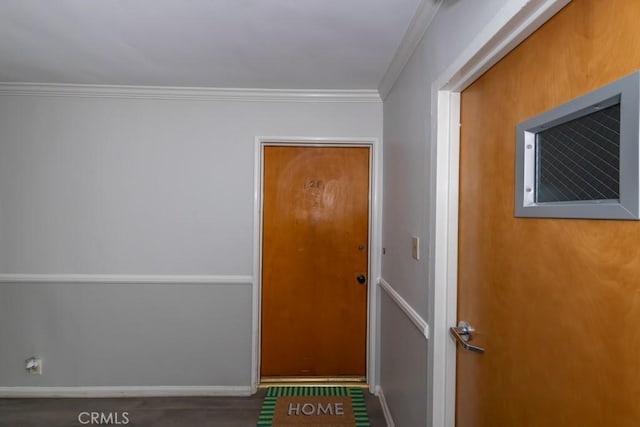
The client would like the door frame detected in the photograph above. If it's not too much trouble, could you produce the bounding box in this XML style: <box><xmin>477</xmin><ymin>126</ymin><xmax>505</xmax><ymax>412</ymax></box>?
<box><xmin>252</xmin><ymin>136</ymin><xmax>382</xmax><ymax>394</ymax></box>
<box><xmin>428</xmin><ymin>1</ymin><xmax>570</xmax><ymax>426</ymax></box>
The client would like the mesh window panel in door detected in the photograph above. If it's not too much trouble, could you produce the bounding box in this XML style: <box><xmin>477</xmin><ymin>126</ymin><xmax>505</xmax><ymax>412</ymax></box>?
<box><xmin>535</xmin><ymin>103</ymin><xmax>621</xmax><ymax>203</ymax></box>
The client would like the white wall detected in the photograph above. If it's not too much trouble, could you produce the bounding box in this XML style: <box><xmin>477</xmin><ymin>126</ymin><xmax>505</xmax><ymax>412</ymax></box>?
<box><xmin>380</xmin><ymin>0</ymin><xmax>511</xmax><ymax>424</ymax></box>
<box><xmin>0</xmin><ymin>94</ymin><xmax>381</xmax><ymax>274</ymax></box>
<box><xmin>0</xmin><ymin>90</ymin><xmax>381</xmax><ymax>389</ymax></box>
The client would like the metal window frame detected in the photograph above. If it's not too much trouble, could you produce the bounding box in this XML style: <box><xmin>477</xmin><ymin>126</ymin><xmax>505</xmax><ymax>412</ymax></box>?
<box><xmin>515</xmin><ymin>71</ymin><xmax>640</xmax><ymax>220</ymax></box>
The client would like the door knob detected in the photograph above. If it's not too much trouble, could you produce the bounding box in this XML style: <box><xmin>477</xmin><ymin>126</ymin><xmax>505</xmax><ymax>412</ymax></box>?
<box><xmin>449</xmin><ymin>320</ymin><xmax>485</xmax><ymax>353</ymax></box>
<box><xmin>356</xmin><ymin>274</ymin><xmax>367</xmax><ymax>285</ymax></box>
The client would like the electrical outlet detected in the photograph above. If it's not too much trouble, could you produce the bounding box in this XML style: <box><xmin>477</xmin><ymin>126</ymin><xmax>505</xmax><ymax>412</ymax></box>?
<box><xmin>25</xmin><ymin>357</ymin><xmax>42</xmax><ymax>375</ymax></box>
<box><xmin>412</xmin><ymin>236</ymin><xmax>420</xmax><ymax>260</ymax></box>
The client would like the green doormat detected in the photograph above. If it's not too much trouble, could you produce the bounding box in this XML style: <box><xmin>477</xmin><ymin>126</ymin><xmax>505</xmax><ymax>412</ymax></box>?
<box><xmin>257</xmin><ymin>386</ymin><xmax>370</xmax><ymax>426</ymax></box>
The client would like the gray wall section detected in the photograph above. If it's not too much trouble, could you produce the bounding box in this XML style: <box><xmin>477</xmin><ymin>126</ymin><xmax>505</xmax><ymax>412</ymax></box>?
<box><xmin>0</xmin><ymin>282</ymin><xmax>252</xmax><ymax>386</ymax></box>
<box><xmin>380</xmin><ymin>292</ymin><xmax>428</xmax><ymax>426</ymax></box>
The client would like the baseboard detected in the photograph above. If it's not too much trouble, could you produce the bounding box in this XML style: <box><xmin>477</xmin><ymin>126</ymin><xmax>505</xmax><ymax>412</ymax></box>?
<box><xmin>0</xmin><ymin>385</ymin><xmax>254</xmax><ymax>398</ymax></box>
<box><xmin>375</xmin><ymin>385</ymin><xmax>396</xmax><ymax>427</ymax></box>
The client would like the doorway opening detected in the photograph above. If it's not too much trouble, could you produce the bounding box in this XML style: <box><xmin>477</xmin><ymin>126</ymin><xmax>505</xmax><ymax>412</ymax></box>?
<box><xmin>253</xmin><ymin>139</ymin><xmax>380</xmax><ymax>390</ymax></box>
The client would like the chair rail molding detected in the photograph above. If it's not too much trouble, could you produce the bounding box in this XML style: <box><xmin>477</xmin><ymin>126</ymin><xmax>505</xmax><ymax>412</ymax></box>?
<box><xmin>378</xmin><ymin>278</ymin><xmax>429</xmax><ymax>340</ymax></box>
<box><xmin>0</xmin><ymin>274</ymin><xmax>254</xmax><ymax>284</ymax></box>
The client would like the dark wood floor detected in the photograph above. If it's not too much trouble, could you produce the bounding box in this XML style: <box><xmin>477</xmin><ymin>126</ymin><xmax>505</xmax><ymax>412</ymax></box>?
<box><xmin>0</xmin><ymin>389</ymin><xmax>387</xmax><ymax>426</ymax></box>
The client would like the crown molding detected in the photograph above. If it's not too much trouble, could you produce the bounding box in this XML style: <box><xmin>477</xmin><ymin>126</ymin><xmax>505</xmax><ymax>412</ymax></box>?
<box><xmin>378</xmin><ymin>0</ymin><xmax>443</xmax><ymax>100</ymax></box>
<box><xmin>0</xmin><ymin>83</ymin><xmax>381</xmax><ymax>103</ymax></box>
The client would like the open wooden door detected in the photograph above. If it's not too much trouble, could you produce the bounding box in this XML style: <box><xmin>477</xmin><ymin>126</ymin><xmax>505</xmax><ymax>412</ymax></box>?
<box><xmin>456</xmin><ymin>1</ymin><xmax>640</xmax><ymax>425</ymax></box>
<box><xmin>261</xmin><ymin>145</ymin><xmax>369</xmax><ymax>378</ymax></box>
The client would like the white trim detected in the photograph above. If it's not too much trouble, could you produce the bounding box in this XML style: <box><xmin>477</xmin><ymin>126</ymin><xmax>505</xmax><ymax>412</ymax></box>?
<box><xmin>375</xmin><ymin>385</ymin><xmax>396</xmax><ymax>427</ymax></box>
<box><xmin>368</xmin><ymin>134</ymin><xmax>384</xmax><ymax>394</ymax></box>
<box><xmin>378</xmin><ymin>0</ymin><xmax>442</xmax><ymax>100</ymax></box>
<box><xmin>251</xmin><ymin>138</ymin><xmax>263</xmax><ymax>394</ymax></box>
<box><xmin>438</xmin><ymin>0</ymin><xmax>571</xmax><ymax>92</ymax></box>
<box><xmin>378</xmin><ymin>278</ymin><xmax>429</xmax><ymax>340</ymax></box>
<box><xmin>0</xmin><ymin>83</ymin><xmax>381</xmax><ymax>103</ymax></box>
<box><xmin>0</xmin><ymin>274</ymin><xmax>253</xmax><ymax>284</ymax></box>
<box><xmin>254</xmin><ymin>136</ymin><xmax>381</xmax><ymax>145</ymax></box>
<box><xmin>0</xmin><ymin>386</ymin><xmax>253</xmax><ymax>398</ymax></box>
<box><xmin>429</xmin><ymin>90</ymin><xmax>461</xmax><ymax>427</ymax></box>
<box><xmin>428</xmin><ymin>1</ymin><xmax>571</xmax><ymax>427</ymax></box>
<box><xmin>253</xmin><ymin>137</ymin><xmax>383</xmax><ymax>394</ymax></box>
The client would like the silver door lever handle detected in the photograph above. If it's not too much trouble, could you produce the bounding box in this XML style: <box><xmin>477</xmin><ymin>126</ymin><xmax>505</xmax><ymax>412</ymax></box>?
<box><xmin>449</xmin><ymin>320</ymin><xmax>485</xmax><ymax>353</ymax></box>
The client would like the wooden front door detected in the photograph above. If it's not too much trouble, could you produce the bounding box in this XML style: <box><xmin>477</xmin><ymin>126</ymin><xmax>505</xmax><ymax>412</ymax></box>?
<box><xmin>261</xmin><ymin>145</ymin><xmax>369</xmax><ymax>378</ymax></box>
<box><xmin>457</xmin><ymin>1</ymin><xmax>640</xmax><ymax>425</ymax></box>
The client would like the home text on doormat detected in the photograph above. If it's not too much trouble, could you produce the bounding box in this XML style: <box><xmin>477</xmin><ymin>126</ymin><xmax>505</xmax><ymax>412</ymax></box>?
<box><xmin>257</xmin><ymin>386</ymin><xmax>370</xmax><ymax>427</ymax></box>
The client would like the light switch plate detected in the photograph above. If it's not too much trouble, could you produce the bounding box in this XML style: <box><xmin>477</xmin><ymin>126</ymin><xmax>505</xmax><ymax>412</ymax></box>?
<box><xmin>412</xmin><ymin>236</ymin><xmax>420</xmax><ymax>260</ymax></box>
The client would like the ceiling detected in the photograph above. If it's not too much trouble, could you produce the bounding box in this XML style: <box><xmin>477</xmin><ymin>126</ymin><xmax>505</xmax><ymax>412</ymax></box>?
<box><xmin>0</xmin><ymin>0</ymin><xmax>423</xmax><ymax>90</ymax></box>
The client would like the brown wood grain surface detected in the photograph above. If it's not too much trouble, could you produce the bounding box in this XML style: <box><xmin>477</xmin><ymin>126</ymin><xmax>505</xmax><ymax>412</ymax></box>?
<box><xmin>457</xmin><ymin>1</ymin><xmax>640</xmax><ymax>426</ymax></box>
<box><xmin>261</xmin><ymin>146</ymin><xmax>369</xmax><ymax>377</ymax></box>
